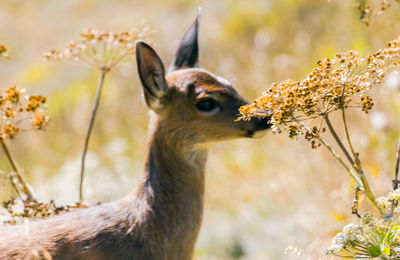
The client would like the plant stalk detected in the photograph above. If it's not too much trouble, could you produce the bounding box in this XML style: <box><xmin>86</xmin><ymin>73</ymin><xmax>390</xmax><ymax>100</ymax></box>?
<box><xmin>294</xmin><ymin>117</ymin><xmax>362</xmax><ymax>186</ymax></box>
<box><xmin>79</xmin><ymin>67</ymin><xmax>107</xmax><ymax>201</ymax></box>
<box><xmin>340</xmin><ymin>101</ymin><xmax>356</xmax><ymax>158</ymax></box>
<box><xmin>390</xmin><ymin>137</ymin><xmax>400</xmax><ymax>216</ymax></box>
<box><xmin>324</xmin><ymin>115</ymin><xmax>383</xmax><ymax>215</ymax></box>
<box><xmin>0</xmin><ymin>139</ymin><xmax>36</xmax><ymax>200</ymax></box>
<box><xmin>393</xmin><ymin>137</ymin><xmax>400</xmax><ymax>190</ymax></box>
<box><xmin>318</xmin><ymin>137</ymin><xmax>363</xmax><ymax>187</ymax></box>
<box><xmin>324</xmin><ymin>114</ymin><xmax>355</xmax><ymax>167</ymax></box>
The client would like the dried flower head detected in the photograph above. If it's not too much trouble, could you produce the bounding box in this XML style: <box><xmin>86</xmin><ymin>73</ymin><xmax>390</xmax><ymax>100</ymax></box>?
<box><xmin>2</xmin><ymin>125</ymin><xmax>19</xmax><ymax>139</ymax></box>
<box><xmin>0</xmin><ymin>86</ymin><xmax>49</xmax><ymax>140</ymax></box>
<box><xmin>239</xmin><ymin>38</ymin><xmax>400</xmax><ymax>147</ymax></box>
<box><xmin>25</xmin><ymin>95</ymin><xmax>46</xmax><ymax>112</ymax></box>
<box><xmin>2</xmin><ymin>198</ymin><xmax>90</xmax><ymax>224</ymax></box>
<box><xmin>44</xmin><ymin>27</ymin><xmax>153</xmax><ymax>70</ymax></box>
<box><xmin>32</xmin><ymin>113</ymin><xmax>50</xmax><ymax>130</ymax></box>
<box><xmin>0</xmin><ymin>45</ymin><xmax>9</xmax><ymax>59</ymax></box>
<box><xmin>355</xmin><ymin>0</ymin><xmax>395</xmax><ymax>25</ymax></box>
<box><xmin>5</xmin><ymin>85</ymin><xmax>24</xmax><ymax>103</ymax></box>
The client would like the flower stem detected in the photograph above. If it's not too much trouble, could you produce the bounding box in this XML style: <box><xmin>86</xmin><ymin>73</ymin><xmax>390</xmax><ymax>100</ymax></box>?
<box><xmin>324</xmin><ymin>114</ymin><xmax>355</xmax><ymax>167</ymax></box>
<box><xmin>79</xmin><ymin>66</ymin><xmax>107</xmax><ymax>201</ymax></box>
<box><xmin>340</xmin><ymin>102</ymin><xmax>356</xmax><ymax>158</ymax></box>
<box><xmin>295</xmin><ymin>118</ymin><xmax>362</xmax><ymax>186</ymax></box>
<box><xmin>356</xmin><ymin>159</ymin><xmax>383</xmax><ymax>216</ymax></box>
<box><xmin>324</xmin><ymin>114</ymin><xmax>383</xmax><ymax>216</ymax></box>
<box><xmin>0</xmin><ymin>139</ymin><xmax>36</xmax><ymax>201</ymax></box>
<box><xmin>393</xmin><ymin>136</ymin><xmax>400</xmax><ymax>190</ymax></box>
<box><xmin>390</xmin><ymin>137</ymin><xmax>400</xmax><ymax>216</ymax></box>
<box><xmin>317</xmin><ymin>137</ymin><xmax>363</xmax><ymax>187</ymax></box>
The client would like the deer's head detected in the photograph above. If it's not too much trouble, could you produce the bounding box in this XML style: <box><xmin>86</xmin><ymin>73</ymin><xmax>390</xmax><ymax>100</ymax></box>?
<box><xmin>136</xmin><ymin>15</ymin><xmax>270</xmax><ymax>147</ymax></box>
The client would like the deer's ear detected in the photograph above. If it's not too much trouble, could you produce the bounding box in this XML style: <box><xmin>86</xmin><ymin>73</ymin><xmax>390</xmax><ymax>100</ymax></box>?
<box><xmin>168</xmin><ymin>13</ymin><xmax>200</xmax><ymax>73</ymax></box>
<box><xmin>136</xmin><ymin>41</ymin><xmax>168</xmax><ymax>111</ymax></box>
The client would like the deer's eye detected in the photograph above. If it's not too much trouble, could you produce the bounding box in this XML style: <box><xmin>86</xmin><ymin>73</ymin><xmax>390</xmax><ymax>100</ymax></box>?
<box><xmin>195</xmin><ymin>98</ymin><xmax>220</xmax><ymax>114</ymax></box>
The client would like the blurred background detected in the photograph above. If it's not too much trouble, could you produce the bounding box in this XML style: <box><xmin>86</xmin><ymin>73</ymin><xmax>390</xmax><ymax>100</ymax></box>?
<box><xmin>1</xmin><ymin>0</ymin><xmax>400</xmax><ymax>259</ymax></box>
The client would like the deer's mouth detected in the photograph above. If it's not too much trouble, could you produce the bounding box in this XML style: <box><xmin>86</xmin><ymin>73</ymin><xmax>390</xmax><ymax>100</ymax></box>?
<box><xmin>245</xmin><ymin>129</ymin><xmax>268</xmax><ymax>138</ymax></box>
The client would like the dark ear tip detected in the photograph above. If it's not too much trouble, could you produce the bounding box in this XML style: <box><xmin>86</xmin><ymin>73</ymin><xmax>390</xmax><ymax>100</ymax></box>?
<box><xmin>135</xmin><ymin>41</ymin><xmax>151</xmax><ymax>52</ymax></box>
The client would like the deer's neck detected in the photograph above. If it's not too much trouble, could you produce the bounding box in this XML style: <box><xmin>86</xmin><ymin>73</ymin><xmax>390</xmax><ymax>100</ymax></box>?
<box><xmin>144</xmin><ymin>126</ymin><xmax>207</xmax><ymax>213</ymax></box>
<box><xmin>130</xmin><ymin>115</ymin><xmax>208</xmax><ymax>256</ymax></box>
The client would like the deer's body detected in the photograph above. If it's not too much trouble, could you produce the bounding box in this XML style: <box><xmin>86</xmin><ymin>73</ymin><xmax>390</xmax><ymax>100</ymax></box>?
<box><xmin>0</xmin><ymin>15</ymin><xmax>270</xmax><ymax>260</ymax></box>
<box><xmin>0</xmin><ymin>123</ymin><xmax>206</xmax><ymax>259</ymax></box>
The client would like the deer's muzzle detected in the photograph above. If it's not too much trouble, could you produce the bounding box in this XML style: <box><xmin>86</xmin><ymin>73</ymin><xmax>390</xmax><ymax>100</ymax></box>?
<box><xmin>241</xmin><ymin>116</ymin><xmax>271</xmax><ymax>138</ymax></box>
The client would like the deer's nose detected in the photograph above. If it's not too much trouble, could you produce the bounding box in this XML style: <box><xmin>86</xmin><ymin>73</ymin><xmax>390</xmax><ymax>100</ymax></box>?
<box><xmin>239</xmin><ymin>116</ymin><xmax>272</xmax><ymax>138</ymax></box>
<box><xmin>252</xmin><ymin>116</ymin><xmax>272</xmax><ymax>131</ymax></box>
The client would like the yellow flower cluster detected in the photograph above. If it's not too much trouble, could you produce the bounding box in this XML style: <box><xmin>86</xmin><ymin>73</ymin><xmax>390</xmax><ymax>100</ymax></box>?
<box><xmin>25</xmin><ymin>95</ymin><xmax>46</xmax><ymax>112</ymax></box>
<box><xmin>2</xmin><ymin>125</ymin><xmax>19</xmax><ymax>139</ymax></box>
<box><xmin>32</xmin><ymin>113</ymin><xmax>49</xmax><ymax>130</ymax></box>
<box><xmin>239</xmin><ymin>38</ymin><xmax>400</xmax><ymax>144</ymax></box>
<box><xmin>43</xmin><ymin>27</ymin><xmax>152</xmax><ymax>70</ymax></box>
<box><xmin>5</xmin><ymin>85</ymin><xmax>24</xmax><ymax>103</ymax></box>
<box><xmin>0</xmin><ymin>86</ymin><xmax>49</xmax><ymax>139</ymax></box>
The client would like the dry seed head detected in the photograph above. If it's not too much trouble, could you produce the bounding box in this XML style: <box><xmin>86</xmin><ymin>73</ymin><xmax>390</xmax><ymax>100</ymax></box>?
<box><xmin>360</xmin><ymin>95</ymin><xmax>374</xmax><ymax>113</ymax></box>
<box><xmin>25</xmin><ymin>95</ymin><xmax>46</xmax><ymax>112</ymax></box>
<box><xmin>239</xmin><ymin>37</ymin><xmax>400</xmax><ymax>146</ymax></box>
<box><xmin>44</xmin><ymin>27</ymin><xmax>153</xmax><ymax>70</ymax></box>
<box><xmin>4</xmin><ymin>106</ymin><xmax>15</xmax><ymax>118</ymax></box>
<box><xmin>3</xmin><ymin>198</ymin><xmax>89</xmax><ymax>224</ymax></box>
<box><xmin>0</xmin><ymin>86</ymin><xmax>49</xmax><ymax>140</ymax></box>
<box><xmin>355</xmin><ymin>0</ymin><xmax>393</xmax><ymax>25</ymax></box>
<box><xmin>2</xmin><ymin>125</ymin><xmax>19</xmax><ymax>139</ymax></box>
<box><xmin>32</xmin><ymin>113</ymin><xmax>50</xmax><ymax>129</ymax></box>
<box><xmin>5</xmin><ymin>86</ymin><xmax>24</xmax><ymax>104</ymax></box>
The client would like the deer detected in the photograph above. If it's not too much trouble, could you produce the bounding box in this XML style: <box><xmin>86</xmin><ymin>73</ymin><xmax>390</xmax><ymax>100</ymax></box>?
<box><xmin>0</xmin><ymin>14</ymin><xmax>270</xmax><ymax>260</ymax></box>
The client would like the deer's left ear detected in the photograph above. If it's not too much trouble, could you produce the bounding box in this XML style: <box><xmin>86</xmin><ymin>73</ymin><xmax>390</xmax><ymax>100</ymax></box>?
<box><xmin>136</xmin><ymin>41</ymin><xmax>168</xmax><ymax>111</ymax></box>
<box><xmin>168</xmin><ymin>13</ymin><xmax>200</xmax><ymax>73</ymax></box>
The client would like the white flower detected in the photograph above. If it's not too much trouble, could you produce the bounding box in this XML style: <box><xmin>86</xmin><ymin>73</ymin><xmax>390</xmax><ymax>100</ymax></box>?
<box><xmin>377</xmin><ymin>196</ymin><xmax>391</xmax><ymax>209</ymax></box>
<box><xmin>389</xmin><ymin>189</ymin><xmax>400</xmax><ymax>201</ymax></box>
<box><xmin>333</xmin><ymin>232</ymin><xmax>346</xmax><ymax>245</ymax></box>
<box><xmin>343</xmin><ymin>223</ymin><xmax>358</xmax><ymax>234</ymax></box>
<box><xmin>324</xmin><ymin>244</ymin><xmax>343</xmax><ymax>254</ymax></box>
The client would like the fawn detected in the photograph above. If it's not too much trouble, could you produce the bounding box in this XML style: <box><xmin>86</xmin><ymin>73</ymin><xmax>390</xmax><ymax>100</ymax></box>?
<box><xmin>0</xmin><ymin>15</ymin><xmax>270</xmax><ymax>259</ymax></box>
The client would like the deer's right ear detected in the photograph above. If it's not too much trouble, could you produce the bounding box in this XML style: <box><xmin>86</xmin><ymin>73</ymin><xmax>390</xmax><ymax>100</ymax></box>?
<box><xmin>136</xmin><ymin>41</ymin><xmax>168</xmax><ymax>111</ymax></box>
<box><xmin>168</xmin><ymin>13</ymin><xmax>200</xmax><ymax>73</ymax></box>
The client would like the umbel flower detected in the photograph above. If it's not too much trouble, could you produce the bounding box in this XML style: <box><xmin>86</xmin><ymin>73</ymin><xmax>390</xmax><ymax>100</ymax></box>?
<box><xmin>355</xmin><ymin>0</ymin><xmax>400</xmax><ymax>25</ymax></box>
<box><xmin>325</xmin><ymin>209</ymin><xmax>400</xmax><ymax>258</ymax></box>
<box><xmin>241</xmin><ymin>38</ymin><xmax>400</xmax><ymax>254</ymax></box>
<box><xmin>43</xmin><ymin>27</ymin><xmax>152</xmax><ymax>70</ymax></box>
<box><xmin>355</xmin><ymin>0</ymin><xmax>389</xmax><ymax>25</ymax></box>
<box><xmin>0</xmin><ymin>85</ymin><xmax>49</xmax><ymax>201</ymax></box>
<box><xmin>0</xmin><ymin>85</ymin><xmax>49</xmax><ymax>140</ymax></box>
<box><xmin>239</xmin><ymin>38</ymin><xmax>400</xmax><ymax>148</ymax></box>
<box><xmin>44</xmin><ymin>26</ymin><xmax>153</xmax><ymax>201</ymax></box>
